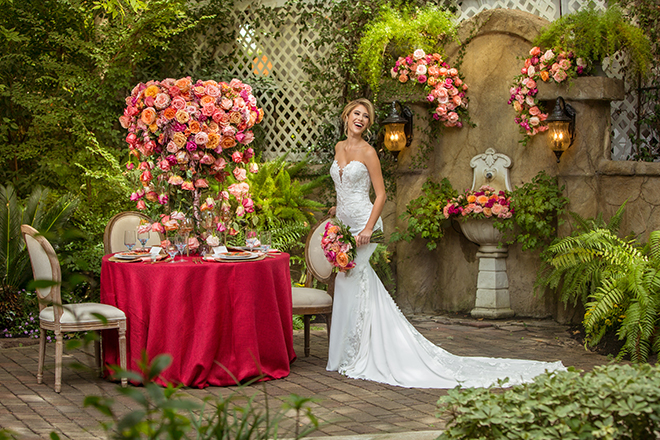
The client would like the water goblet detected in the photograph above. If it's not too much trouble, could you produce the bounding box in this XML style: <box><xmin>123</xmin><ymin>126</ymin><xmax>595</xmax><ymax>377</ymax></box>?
<box><xmin>137</xmin><ymin>230</ymin><xmax>150</xmax><ymax>249</ymax></box>
<box><xmin>124</xmin><ymin>230</ymin><xmax>136</xmax><ymax>251</ymax></box>
<box><xmin>259</xmin><ymin>231</ymin><xmax>272</xmax><ymax>252</ymax></box>
<box><xmin>174</xmin><ymin>235</ymin><xmax>187</xmax><ymax>257</ymax></box>
<box><xmin>246</xmin><ymin>229</ymin><xmax>258</xmax><ymax>251</ymax></box>
<box><xmin>166</xmin><ymin>244</ymin><xmax>179</xmax><ymax>263</ymax></box>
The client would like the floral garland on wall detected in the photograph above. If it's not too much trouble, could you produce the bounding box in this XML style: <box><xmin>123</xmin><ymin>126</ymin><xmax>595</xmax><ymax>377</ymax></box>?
<box><xmin>120</xmin><ymin>77</ymin><xmax>264</xmax><ymax>245</ymax></box>
<box><xmin>508</xmin><ymin>46</ymin><xmax>589</xmax><ymax>146</ymax></box>
<box><xmin>390</xmin><ymin>49</ymin><xmax>470</xmax><ymax>128</ymax></box>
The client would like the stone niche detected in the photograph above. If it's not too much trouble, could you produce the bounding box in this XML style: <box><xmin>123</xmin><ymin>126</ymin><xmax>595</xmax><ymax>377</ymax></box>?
<box><xmin>384</xmin><ymin>8</ymin><xmax>659</xmax><ymax>323</ymax></box>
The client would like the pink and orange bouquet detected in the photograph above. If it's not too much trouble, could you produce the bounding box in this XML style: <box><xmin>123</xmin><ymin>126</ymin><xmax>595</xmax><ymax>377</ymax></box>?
<box><xmin>442</xmin><ymin>185</ymin><xmax>513</xmax><ymax>221</ymax></box>
<box><xmin>391</xmin><ymin>49</ymin><xmax>469</xmax><ymax>127</ymax></box>
<box><xmin>120</xmin><ymin>77</ymin><xmax>263</xmax><ymax>217</ymax></box>
<box><xmin>321</xmin><ymin>219</ymin><xmax>384</xmax><ymax>274</ymax></box>
<box><xmin>509</xmin><ymin>46</ymin><xmax>589</xmax><ymax>144</ymax></box>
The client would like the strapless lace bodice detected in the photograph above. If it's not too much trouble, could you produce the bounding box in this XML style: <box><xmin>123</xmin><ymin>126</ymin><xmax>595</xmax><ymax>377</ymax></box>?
<box><xmin>330</xmin><ymin>160</ymin><xmax>383</xmax><ymax>234</ymax></box>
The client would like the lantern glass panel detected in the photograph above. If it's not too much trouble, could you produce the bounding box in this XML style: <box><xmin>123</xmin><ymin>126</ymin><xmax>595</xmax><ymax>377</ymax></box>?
<box><xmin>384</xmin><ymin>123</ymin><xmax>406</xmax><ymax>151</ymax></box>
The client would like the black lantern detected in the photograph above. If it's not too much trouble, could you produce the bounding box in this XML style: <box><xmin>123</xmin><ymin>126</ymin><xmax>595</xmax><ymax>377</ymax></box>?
<box><xmin>381</xmin><ymin>101</ymin><xmax>413</xmax><ymax>160</ymax></box>
<box><xmin>546</xmin><ymin>97</ymin><xmax>576</xmax><ymax>162</ymax></box>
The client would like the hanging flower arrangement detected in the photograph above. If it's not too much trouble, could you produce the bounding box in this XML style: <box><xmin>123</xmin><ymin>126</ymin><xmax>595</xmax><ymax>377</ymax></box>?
<box><xmin>390</xmin><ymin>49</ymin><xmax>469</xmax><ymax>127</ymax></box>
<box><xmin>508</xmin><ymin>46</ymin><xmax>589</xmax><ymax>145</ymax></box>
<box><xmin>119</xmin><ymin>77</ymin><xmax>263</xmax><ymax>235</ymax></box>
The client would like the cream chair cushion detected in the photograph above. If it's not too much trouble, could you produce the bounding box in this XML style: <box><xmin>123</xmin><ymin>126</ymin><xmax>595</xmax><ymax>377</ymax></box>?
<box><xmin>40</xmin><ymin>303</ymin><xmax>126</xmax><ymax>324</ymax></box>
<box><xmin>307</xmin><ymin>218</ymin><xmax>334</xmax><ymax>281</ymax></box>
<box><xmin>292</xmin><ymin>287</ymin><xmax>333</xmax><ymax>307</ymax></box>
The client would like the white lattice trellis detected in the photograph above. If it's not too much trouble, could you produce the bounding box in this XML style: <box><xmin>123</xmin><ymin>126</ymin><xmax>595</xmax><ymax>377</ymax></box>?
<box><xmin>220</xmin><ymin>0</ymin><xmax>643</xmax><ymax>160</ymax></box>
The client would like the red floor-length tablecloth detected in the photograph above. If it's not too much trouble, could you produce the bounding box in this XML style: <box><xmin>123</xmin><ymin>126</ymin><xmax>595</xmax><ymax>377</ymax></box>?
<box><xmin>100</xmin><ymin>253</ymin><xmax>296</xmax><ymax>388</ymax></box>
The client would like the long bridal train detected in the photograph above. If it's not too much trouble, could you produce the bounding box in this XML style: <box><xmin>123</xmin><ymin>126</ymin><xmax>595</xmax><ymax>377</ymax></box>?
<box><xmin>326</xmin><ymin>159</ymin><xmax>565</xmax><ymax>389</ymax></box>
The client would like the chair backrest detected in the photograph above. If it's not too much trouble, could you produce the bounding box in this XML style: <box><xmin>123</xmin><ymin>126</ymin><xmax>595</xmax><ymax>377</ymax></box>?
<box><xmin>305</xmin><ymin>214</ymin><xmax>335</xmax><ymax>285</ymax></box>
<box><xmin>21</xmin><ymin>225</ymin><xmax>63</xmax><ymax>319</ymax></box>
<box><xmin>104</xmin><ymin>211</ymin><xmax>161</xmax><ymax>254</ymax></box>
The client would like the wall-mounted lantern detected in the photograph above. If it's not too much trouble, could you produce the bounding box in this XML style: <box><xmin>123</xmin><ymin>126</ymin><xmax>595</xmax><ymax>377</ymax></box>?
<box><xmin>546</xmin><ymin>97</ymin><xmax>576</xmax><ymax>162</ymax></box>
<box><xmin>381</xmin><ymin>101</ymin><xmax>413</xmax><ymax>160</ymax></box>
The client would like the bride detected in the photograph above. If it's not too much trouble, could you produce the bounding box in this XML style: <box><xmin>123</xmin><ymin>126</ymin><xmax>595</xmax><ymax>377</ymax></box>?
<box><xmin>325</xmin><ymin>98</ymin><xmax>566</xmax><ymax>389</ymax></box>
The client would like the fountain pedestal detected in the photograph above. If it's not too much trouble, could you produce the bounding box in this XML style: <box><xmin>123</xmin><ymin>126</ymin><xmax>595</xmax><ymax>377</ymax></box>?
<box><xmin>460</xmin><ymin>219</ymin><xmax>515</xmax><ymax>319</ymax></box>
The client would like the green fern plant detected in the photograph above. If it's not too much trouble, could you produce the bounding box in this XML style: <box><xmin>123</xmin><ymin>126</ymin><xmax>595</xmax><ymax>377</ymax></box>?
<box><xmin>534</xmin><ymin>5</ymin><xmax>652</xmax><ymax>78</ymax></box>
<box><xmin>357</xmin><ymin>4</ymin><xmax>459</xmax><ymax>94</ymax></box>
<box><xmin>540</xmin><ymin>225</ymin><xmax>660</xmax><ymax>362</ymax></box>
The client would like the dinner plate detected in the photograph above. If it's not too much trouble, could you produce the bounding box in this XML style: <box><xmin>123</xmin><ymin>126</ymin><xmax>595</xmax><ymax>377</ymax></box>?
<box><xmin>214</xmin><ymin>251</ymin><xmax>260</xmax><ymax>260</ymax></box>
<box><xmin>115</xmin><ymin>251</ymin><xmax>149</xmax><ymax>260</ymax></box>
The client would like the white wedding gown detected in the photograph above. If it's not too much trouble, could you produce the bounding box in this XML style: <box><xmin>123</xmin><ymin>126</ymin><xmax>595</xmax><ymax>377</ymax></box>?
<box><xmin>326</xmin><ymin>159</ymin><xmax>566</xmax><ymax>389</ymax></box>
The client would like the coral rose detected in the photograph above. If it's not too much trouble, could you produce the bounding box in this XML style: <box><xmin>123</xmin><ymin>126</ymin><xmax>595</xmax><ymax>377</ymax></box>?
<box><xmin>336</xmin><ymin>252</ymin><xmax>349</xmax><ymax>268</ymax></box>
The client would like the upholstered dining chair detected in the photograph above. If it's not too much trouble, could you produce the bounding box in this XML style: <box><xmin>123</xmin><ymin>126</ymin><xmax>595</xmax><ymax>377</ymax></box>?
<box><xmin>103</xmin><ymin>211</ymin><xmax>162</xmax><ymax>254</ymax></box>
<box><xmin>292</xmin><ymin>214</ymin><xmax>336</xmax><ymax>357</ymax></box>
<box><xmin>21</xmin><ymin>225</ymin><xmax>128</xmax><ymax>393</ymax></box>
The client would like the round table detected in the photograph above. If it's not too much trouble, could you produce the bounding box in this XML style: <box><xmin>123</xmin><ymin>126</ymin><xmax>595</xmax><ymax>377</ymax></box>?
<box><xmin>100</xmin><ymin>253</ymin><xmax>295</xmax><ymax>388</ymax></box>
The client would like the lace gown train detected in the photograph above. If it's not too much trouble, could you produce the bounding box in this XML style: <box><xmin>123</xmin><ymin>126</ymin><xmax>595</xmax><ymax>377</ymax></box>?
<box><xmin>326</xmin><ymin>160</ymin><xmax>566</xmax><ymax>389</ymax></box>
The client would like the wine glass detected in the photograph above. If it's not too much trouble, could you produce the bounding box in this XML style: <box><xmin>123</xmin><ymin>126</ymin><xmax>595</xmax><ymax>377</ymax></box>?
<box><xmin>259</xmin><ymin>231</ymin><xmax>272</xmax><ymax>252</ymax></box>
<box><xmin>174</xmin><ymin>234</ymin><xmax>187</xmax><ymax>257</ymax></box>
<box><xmin>178</xmin><ymin>218</ymin><xmax>194</xmax><ymax>256</ymax></box>
<box><xmin>166</xmin><ymin>243</ymin><xmax>179</xmax><ymax>262</ymax></box>
<box><xmin>246</xmin><ymin>229</ymin><xmax>258</xmax><ymax>251</ymax></box>
<box><xmin>124</xmin><ymin>230</ymin><xmax>136</xmax><ymax>251</ymax></box>
<box><xmin>137</xmin><ymin>230</ymin><xmax>150</xmax><ymax>249</ymax></box>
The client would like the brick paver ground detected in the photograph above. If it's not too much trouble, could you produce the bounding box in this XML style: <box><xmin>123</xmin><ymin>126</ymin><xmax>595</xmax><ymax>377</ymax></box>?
<box><xmin>0</xmin><ymin>314</ymin><xmax>612</xmax><ymax>439</ymax></box>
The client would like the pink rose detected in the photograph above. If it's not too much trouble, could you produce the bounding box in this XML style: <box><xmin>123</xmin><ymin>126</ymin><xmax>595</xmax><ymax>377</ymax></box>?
<box><xmin>452</xmin><ymin>95</ymin><xmax>462</xmax><ymax>106</ymax></box>
<box><xmin>242</xmin><ymin>197</ymin><xmax>254</xmax><ymax>213</ymax></box>
<box><xmin>158</xmin><ymin>194</ymin><xmax>169</xmax><ymax>205</ymax></box>
<box><xmin>447</xmin><ymin>112</ymin><xmax>459</xmax><ymax>124</ymax></box>
<box><xmin>216</xmin><ymin>222</ymin><xmax>227</xmax><ymax>233</ymax></box>
<box><xmin>136</xmin><ymin>200</ymin><xmax>147</xmax><ymax>210</ymax></box>
<box><xmin>154</xmin><ymin>93</ymin><xmax>171</xmax><ymax>109</ymax></box>
<box><xmin>171</xmin><ymin>97</ymin><xmax>186</xmax><ymax>110</ymax></box>
<box><xmin>195</xmin><ymin>178</ymin><xmax>209</xmax><ymax>188</ymax></box>
<box><xmin>200</xmin><ymin>154</ymin><xmax>214</xmax><ymax>165</ymax></box>
<box><xmin>241</xmin><ymin>131</ymin><xmax>255</xmax><ymax>145</ymax></box>
<box><xmin>232</xmin><ymin>151</ymin><xmax>243</xmax><ymax>163</ymax></box>
<box><xmin>168</xmin><ymin>175</ymin><xmax>184</xmax><ymax>185</ymax></box>
<box><xmin>151</xmin><ymin>222</ymin><xmax>165</xmax><ymax>234</ymax></box>
<box><xmin>188</xmin><ymin>236</ymin><xmax>200</xmax><ymax>250</ymax></box>
<box><xmin>194</xmin><ymin>132</ymin><xmax>209</xmax><ymax>145</ymax></box>
<box><xmin>235</xmin><ymin>205</ymin><xmax>245</xmax><ymax>217</ymax></box>
<box><xmin>158</xmin><ymin>159</ymin><xmax>171</xmax><ymax>171</ymax></box>
<box><xmin>181</xmin><ymin>181</ymin><xmax>195</xmax><ymax>191</ymax></box>
<box><xmin>553</xmin><ymin>70</ymin><xmax>567</xmax><ymax>82</ymax></box>
<box><xmin>525</xmin><ymin>95</ymin><xmax>536</xmax><ymax>107</ymax></box>
<box><xmin>249</xmin><ymin>163</ymin><xmax>259</xmax><ymax>173</ymax></box>
<box><xmin>416</xmin><ymin>64</ymin><xmax>427</xmax><ymax>76</ymax></box>
<box><xmin>529</xmin><ymin>116</ymin><xmax>540</xmax><ymax>126</ymax></box>
<box><xmin>126</xmin><ymin>162</ymin><xmax>135</xmax><ymax>171</ymax></box>
<box><xmin>212</xmin><ymin>157</ymin><xmax>227</xmax><ymax>171</ymax></box>
<box><xmin>529</xmin><ymin>106</ymin><xmax>541</xmax><ymax>116</ymax></box>
<box><xmin>413</xmin><ymin>49</ymin><xmax>426</xmax><ymax>60</ymax></box>
<box><xmin>126</xmin><ymin>133</ymin><xmax>137</xmax><ymax>145</ymax></box>
<box><xmin>233</xmin><ymin>167</ymin><xmax>247</xmax><ymax>181</ymax></box>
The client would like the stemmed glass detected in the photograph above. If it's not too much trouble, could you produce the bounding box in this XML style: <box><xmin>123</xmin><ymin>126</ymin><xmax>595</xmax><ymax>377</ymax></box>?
<box><xmin>260</xmin><ymin>231</ymin><xmax>272</xmax><ymax>252</ymax></box>
<box><xmin>246</xmin><ymin>229</ymin><xmax>258</xmax><ymax>251</ymax></box>
<box><xmin>174</xmin><ymin>234</ymin><xmax>187</xmax><ymax>258</ymax></box>
<box><xmin>137</xmin><ymin>230</ymin><xmax>150</xmax><ymax>249</ymax></box>
<box><xmin>179</xmin><ymin>218</ymin><xmax>194</xmax><ymax>256</ymax></box>
<box><xmin>124</xmin><ymin>230</ymin><xmax>136</xmax><ymax>251</ymax></box>
<box><xmin>166</xmin><ymin>243</ymin><xmax>179</xmax><ymax>263</ymax></box>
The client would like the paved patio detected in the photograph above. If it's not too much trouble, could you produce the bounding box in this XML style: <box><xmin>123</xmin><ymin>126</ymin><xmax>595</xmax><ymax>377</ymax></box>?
<box><xmin>0</xmin><ymin>314</ymin><xmax>612</xmax><ymax>439</ymax></box>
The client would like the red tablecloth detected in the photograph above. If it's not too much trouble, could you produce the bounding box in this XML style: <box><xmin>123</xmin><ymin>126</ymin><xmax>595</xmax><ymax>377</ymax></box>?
<box><xmin>100</xmin><ymin>253</ymin><xmax>295</xmax><ymax>388</ymax></box>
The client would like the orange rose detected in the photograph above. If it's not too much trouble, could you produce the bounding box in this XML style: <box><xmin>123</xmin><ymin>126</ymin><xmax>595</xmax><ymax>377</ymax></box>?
<box><xmin>207</xmin><ymin>133</ymin><xmax>220</xmax><ymax>149</ymax></box>
<box><xmin>163</xmin><ymin>107</ymin><xmax>177</xmax><ymax>120</ymax></box>
<box><xmin>221</xmin><ymin>136</ymin><xmax>237</xmax><ymax>149</ymax></box>
<box><xmin>336</xmin><ymin>252</ymin><xmax>349</xmax><ymax>268</ymax></box>
<box><xmin>200</xmin><ymin>95</ymin><xmax>215</xmax><ymax>106</ymax></box>
<box><xmin>172</xmin><ymin>132</ymin><xmax>187</xmax><ymax>148</ymax></box>
<box><xmin>189</xmin><ymin>120</ymin><xmax>201</xmax><ymax>134</ymax></box>
<box><xmin>540</xmin><ymin>71</ymin><xmax>550</xmax><ymax>82</ymax></box>
<box><xmin>229</xmin><ymin>111</ymin><xmax>242</xmax><ymax>125</ymax></box>
<box><xmin>476</xmin><ymin>195</ymin><xmax>489</xmax><ymax>205</ymax></box>
<box><xmin>467</xmin><ymin>195</ymin><xmax>476</xmax><ymax>203</ymax></box>
<box><xmin>206</xmin><ymin>121</ymin><xmax>219</xmax><ymax>133</ymax></box>
<box><xmin>149</xmin><ymin>123</ymin><xmax>158</xmax><ymax>133</ymax></box>
<box><xmin>144</xmin><ymin>85</ymin><xmax>160</xmax><ymax>98</ymax></box>
<box><xmin>174</xmin><ymin>77</ymin><xmax>191</xmax><ymax>92</ymax></box>
<box><xmin>175</xmin><ymin>109</ymin><xmax>190</xmax><ymax>124</ymax></box>
<box><xmin>140</xmin><ymin>107</ymin><xmax>157</xmax><ymax>125</ymax></box>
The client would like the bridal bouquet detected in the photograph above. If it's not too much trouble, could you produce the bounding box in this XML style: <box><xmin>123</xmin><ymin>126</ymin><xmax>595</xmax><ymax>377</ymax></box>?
<box><xmin>321</xmin><ymin>219</ymin><xmax>384</xmax><ymax>274</ymax></box>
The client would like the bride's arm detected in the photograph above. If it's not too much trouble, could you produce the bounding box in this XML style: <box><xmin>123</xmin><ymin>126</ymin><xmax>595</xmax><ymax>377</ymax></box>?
<box><xmin>356</xmin><ymin>147</ymin><xmax>386</xmax><ymax>247</ymax></box>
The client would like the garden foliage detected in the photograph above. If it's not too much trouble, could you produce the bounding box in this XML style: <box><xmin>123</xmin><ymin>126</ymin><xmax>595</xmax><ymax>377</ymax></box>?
<box><xmin>437</xmin><ymin>364</ymin><xmax>660</xmax><ymax>439</ymax></box>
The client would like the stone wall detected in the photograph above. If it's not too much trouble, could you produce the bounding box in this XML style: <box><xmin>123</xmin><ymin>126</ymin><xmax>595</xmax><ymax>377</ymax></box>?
<box><xmin>386</xmin><ymin>9</ymin><xmax>660</xmax><ymax>322</ymax></box>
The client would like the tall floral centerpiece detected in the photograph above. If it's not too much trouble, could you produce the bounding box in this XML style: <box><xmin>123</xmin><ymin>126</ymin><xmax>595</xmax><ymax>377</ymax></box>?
<box><xmin>119</xmin><ymin>77</ymin><xmax>263</xmax><ymax>243</ymax></box>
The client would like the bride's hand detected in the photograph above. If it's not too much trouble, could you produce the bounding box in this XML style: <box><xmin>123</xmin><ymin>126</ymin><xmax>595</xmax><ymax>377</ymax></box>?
<box><xmin>328</xmin><ymin>206</ymin><xmax>336</xmax><ymax>216</ymax></box>
<box><xmin>356</xmin><ymin>228</ymin><xmax>373</xmax><ymax>247</ymax></box>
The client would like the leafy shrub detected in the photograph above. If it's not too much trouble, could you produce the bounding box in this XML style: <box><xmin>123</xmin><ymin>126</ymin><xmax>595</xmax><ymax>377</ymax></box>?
<box><xmin>85</xmin><ymin>353</ymin><xmax>319</xmax><ymax>439</ymax></box>
<box><xmin>437</xmin><ymin>363</ymin><xmax>660</xmax><ymax>440</ymax></box>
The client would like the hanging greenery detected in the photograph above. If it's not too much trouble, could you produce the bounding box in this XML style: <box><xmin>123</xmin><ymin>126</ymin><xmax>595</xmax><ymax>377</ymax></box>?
<box><xmin>357</xmin><ymin>4</ymin><xmax>459</xmax><ymax>94</ymax></box>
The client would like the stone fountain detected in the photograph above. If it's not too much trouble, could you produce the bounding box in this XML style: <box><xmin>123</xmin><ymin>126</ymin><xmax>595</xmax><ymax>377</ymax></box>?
<box><xmin>459</xmin><ymin>148</ymin><xmax>515</xmax><ymax>319</ymax></box>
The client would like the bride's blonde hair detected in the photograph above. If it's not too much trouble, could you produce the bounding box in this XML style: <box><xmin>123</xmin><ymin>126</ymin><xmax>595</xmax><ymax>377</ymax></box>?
<box><xmin>341</xmin><ymin>98</ymin><xmax>376</xmax><ymax>138</ymax></box>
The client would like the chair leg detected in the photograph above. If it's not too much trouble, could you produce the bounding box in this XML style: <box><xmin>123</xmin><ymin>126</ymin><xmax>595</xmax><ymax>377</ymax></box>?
<box><xmin>303</xmin><ymin>315</ymin><xmax>311</xmax><ymax>357</ymax></box>
<box><xmin>37</xmin><ymin>328</ymin><xmax>46</xmax><ymax>385</ymax></box>
<box><xmin>94</xmin><ymin>335</ymin><xmax>102</xmax><ymax>378</ymax></box>
<box><xmin>54</xmin><ymin>332</ymin><xmax>63</xmax><ymax>393</ymax></box>
<box><xmin>118</xmin><ymin>322</ymin><xmax>128</xmax><ymax>388</ymax></box>
<box><xmin>325</xmin><ymin>313</ymin><xmax>332</xmax><ymax>340</ymax></box>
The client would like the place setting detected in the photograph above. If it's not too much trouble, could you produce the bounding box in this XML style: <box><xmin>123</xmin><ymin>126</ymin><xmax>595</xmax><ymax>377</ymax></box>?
<box><xmin>108</xmin><ymin>231</ymin><xmax>169</xmax><ymax>263</ymax></box>
<box><xmin>203</xmin><ymin>230</ymin><xmax>276</xmax><ymax>262</ymax></box>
